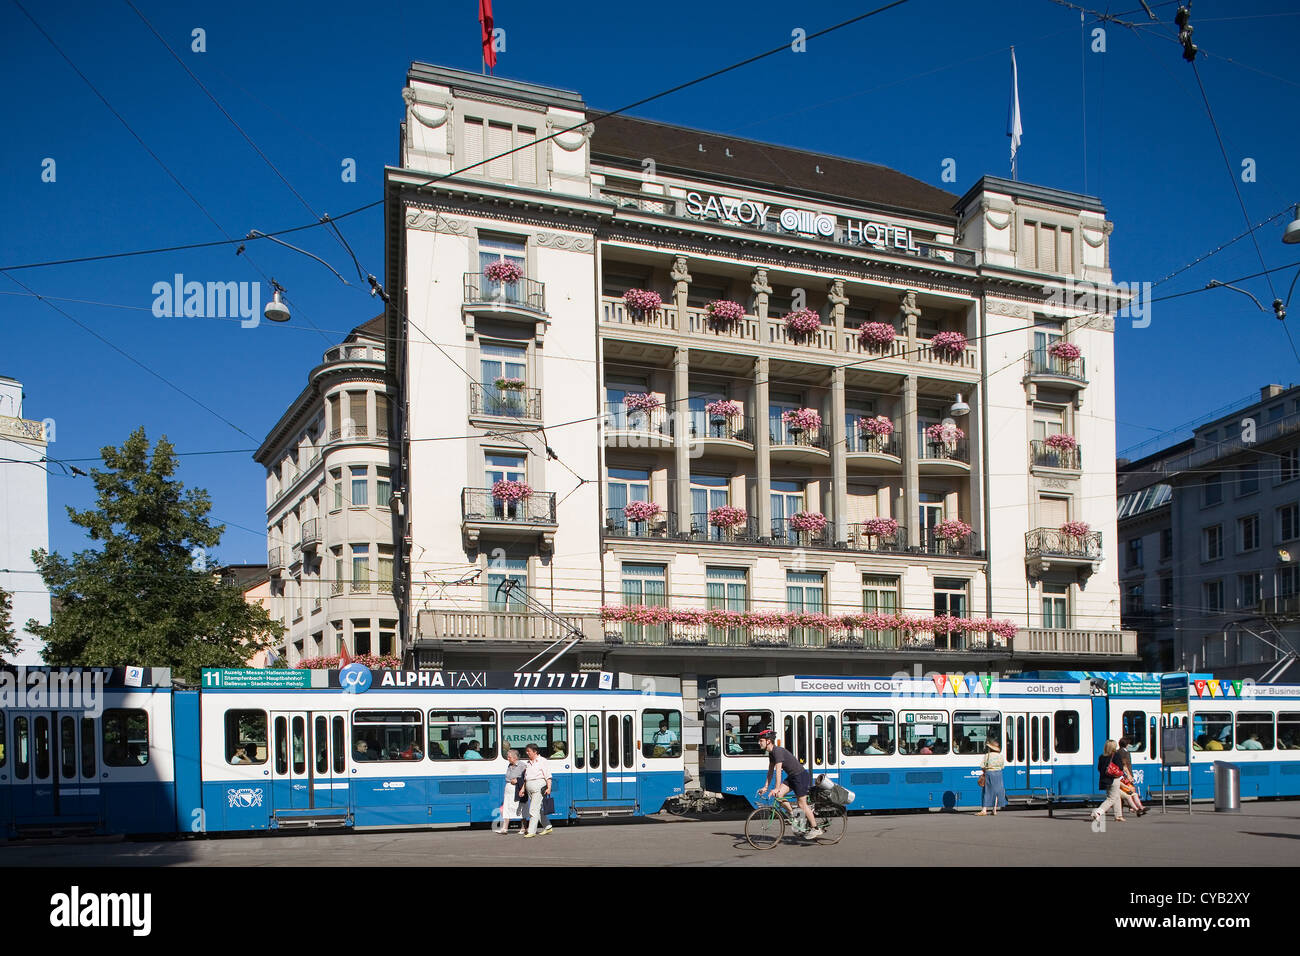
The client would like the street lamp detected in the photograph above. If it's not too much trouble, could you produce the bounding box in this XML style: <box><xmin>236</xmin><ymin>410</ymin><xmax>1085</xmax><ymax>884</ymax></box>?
<box><xmin>948</xmin><ymin>392</ymin><xmax>970</xmax><ymax>417</ymax></box>
<box><xmin>1205</xmin><ymin>280</ymin><xmax>1286</xmax><ymax>322</ymax></box>
<box><xmin>1284</xmin><ymin>205</ymin><xmax>1300</xmax><ymax>245</ymax></box>
<box><xmin>264</xmin><ymin>281</ymin><xmax>291</xmax><ymax>323</ymax></box>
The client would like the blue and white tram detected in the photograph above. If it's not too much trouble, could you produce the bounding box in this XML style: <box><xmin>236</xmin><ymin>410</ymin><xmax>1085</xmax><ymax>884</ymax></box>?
<box><xmin>0</xmin><ymin>667</ymin><xmax>176</xmax><ymax>838</ymax></box>
<box><xmin>185</xmin><ymin>668</ymin><xmax>685</xmax><ymax>832</ymax></box>
<box><xmin>702</xmin><ymin>674</ymin><xmax>1107</xmax><ymax>810</ymax></box>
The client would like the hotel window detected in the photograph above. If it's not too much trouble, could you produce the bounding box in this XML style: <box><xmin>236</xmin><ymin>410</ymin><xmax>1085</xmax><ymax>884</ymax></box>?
<box><xmin>1019</xmin><ymin>220</ymin><xmax>1074</xmax><ymax>273</ymax></box>
<box><xmin>376</xmin><ymin>394</ymin><xmax>390</xmax><ymax>438</ymax></box>
<box><xmin>607</xmin><ymin>467</ymin><xmax>652</xmax><ymax>531</ymax></box>
<box><xmin>862</xmin><ymin>576</ymin><xmax>900</xmax><ymax>648</ymax></box>
<box><xmin>348</xmin><ymin>392</ymin><xmax>367</xmax><ymax>437</ymax></box>
<box><xmin>351</xmin><ymin>545</ymin><xmax>370</xmax><ymax>591</ymax></box>
<box><xmin>689</xmin><ymin>387</ymin><xmax>728</xmax><ymax>438</ymax></box>
<box><xmin>1203</xmin><ymin>473</ymin><xmax>1222</xmax><ymax>506</ymax></box>
<box><xmin>919</xmin><ymin>492</ymin><xmax>946</xmax><ymax>548</ymax></box>
<box><xmin>332</xmin><ymin>551</ymin><xmax>344</xmax><ymax>596</ymax></box>
<box><xmin>1238</xmin><ymin>514</ymin><xmax>1259</xmax><ymax>552</ymax></box>
<box><xmin>1043</xmin><ymin>582</ymin><xmax>1070</xmax><ymax>627</ymax></box>
<box><xmin>1031</xmin><ymin>403</ymin><xmax>1065</xmax><ymax>443</ymax></box>
<box><xmin>350</xmin><ymin>466</ymin><xmax>368</xmax><ymax>507</ymax></box>
<box><xmin>487</xmin><ymin>558</ymin><xmax>528</xmax><ymax>611</ymax></box>
<box><xmin>1203</xmin><ymin>581</ymin><xmax>1224</xmax><ymax>613</ymax></box>
<box><xmin>485</xmin><ymin>452</ymin><xmax>525</xmax><ymax>485</ymax></box>
<box><xmin>770</xmin><ymin>481</ymin><xmax>807</xmax><ymax>543</ymax></box>
<box><xmin>480</xmin><ymin>343</ymin><xmax>528</xmax><ymax>416</ymax></box>
<box><xmin>1237</xmin><ymin>462</ymin><xmax>1259</xmax><ymax>497</ymax></box>
<box><xmin>691</xmin><ymin>475</ymin><xmax>731</xmax><ymax>539</ymax></box>
<box><xmin>352</xmin><ymin>620</ymin><xmax>371</xmax><ymax>656</ymax></box>
<box><xmin>1280</xmin><ymin>503</ymin><xmax>1300</xmax><ymax>542</ymax></box>
<box><xmin>378</xmin><ymin>547</ymin><xmax>394</xmax><ymax>594</ymax></box>
<box><xmin>478</xmin><ymin>234</ymin><xmax>526</xmax><ymax>273</ymax></box>
<box><xmin>604</xmin><ymin>378</ymin><xmax>650</xmax><ymax>431</ymax></box>
<box><xmin>1279</xmin><ymin>566</ymin><xmax>1300</xmax><ymax>599</ymax></box>
<box><xmin>1038</xmin><ymin>496</ymin><xmax>1069</xmax><ymax>530</ymax></box>
<box><xmin>685</xmin><ymin>277</ymin><xmax>729</xmax><ymax>309</ymax></box>
<box><xmin>1031</xmin><ymin>318</ymin><xmax>1063</xmax><ymax>372</ymax></box>
<box><xmin>933</xmin><ymin>578</ymin><xmax>968</xmax><ymax>649</ymax></box>
<box><xmin>1268</xmin><ymin>403</ymin><xmax>1285</xmax><ymax>423</ymax></box>
<box><xmin>1160</xmin><ymin>528</ymin><xmax>1173</xmax><ymax>561</ymax></box>
<box><xmin>602</xmin><ymin>270</ymin><xmax>647</xmax><ymax>299</ymax></box>
<box><xmin>1126</xmin><ymin>537</ymin><xmax>1143</xmax><ymax>569</ymax></box>
<box><xmin>1238</xmin><ymin>574</ymin><xmax>1261</xmax><ymax>610</ymax></box>
<box><xmin>377</xmin><ymin>468</ymin><xmax>392</xmax><ymax>509</ymax></box>
<box><xmin>1124</xmin><ymin>584</ymin><xmax>1144</xmax><ymax>617</ymax></box>
<box><xmin>786</xmin><ymin>572</ymin><xmax>825</xmax><ymax>614</ymax></box>
<box><xmin>1281</xmin><ymin>448</ymin><xmax>1300</xmax><ymax>483</ymax></box>
<box><xmin>378</xmin><ymin>620</ymin><xmax>396</xmax><ymax>657</ymax></box>
<box><xmin>706</xmin><ymin>567</ymin><xmax>748</xmax><ymax>643</ymax></box>
<box><xmin>768</xmin><ymin>391</ymin><xmax>803</xmax><ymax>444</ymax></box>
<box><xmin>331</xmin><ymin>469</ymin><xmax>343</xmax><ymax>512</ymax></box>
<box><xmin>464</xmin><ymin>118</ymin><xmax>538</xmax><ymax>183</ymax></box>
<box><xmin>1203</xmin><ymin>525</ymin><xmax>1222</xmax><ymax>561</ymax></box>
<box><xmin>1160</xmin><ymin>575</ymin><xmax>1173</xmax><ymax>608</ymax></box>
<box><xmin>845</xmin><ymin>400</ymin><xmax>876</xmax><ymax>453</ymax></box>
<box><xmin>621</xmin><ymin>564</ymin><xmax>667</xmax><ymax>643</ymax></box>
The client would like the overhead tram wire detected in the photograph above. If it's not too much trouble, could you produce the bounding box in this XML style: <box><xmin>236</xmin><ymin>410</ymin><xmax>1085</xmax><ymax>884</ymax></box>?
<box><xmin>0</xmin><ymin>3</ymin><xmax>912</xmax><ymax>276</ymax></box>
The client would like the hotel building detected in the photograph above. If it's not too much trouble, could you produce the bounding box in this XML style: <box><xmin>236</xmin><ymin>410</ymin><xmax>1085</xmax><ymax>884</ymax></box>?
<box><xmin>377</xmin><ymin>62</ymin><xmax>1135</xmax><ymax>686</ymax></box>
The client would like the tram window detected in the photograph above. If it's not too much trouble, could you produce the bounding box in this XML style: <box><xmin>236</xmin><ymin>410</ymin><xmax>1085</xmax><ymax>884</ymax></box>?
<box><xmin>1235</xmin><ymin>712</ymin><xmax>1274</xmax><ymax>750</ymax></box>
<box><xmin>796</xmin><ymin>716</ymin><xmax>807</xmax><ymax>765</ymax></box>
<box><xmin>953</xmin><ymin>711</ymin><xmax>1000</xmax><ymax>754</ymax></box>
<box><xmin>783</xmin><ymin>716</ymin><xmax>794</xmax><ymax>753</ymax></box>
<box><xmin>607</xmin><ymin>714</ymin><xmax>619</xmax><ymax>769</ymax></box>
<box><xmin>34</xmin><ymin>716</ymin><xmax>51</xmax><ymax>778</ymax></box>
<box><xmin>841</xmin><ymin>711</ymin><xmax>895</xmax><ymax>755</ymax></box>
<box><xmin>1192</xmin><ymin>712</ymin><xmax>1232</xmax><ymax>751</ymax></box>
<box><xmin>1121</xmin><ymin>711</ymin><xmax>1147</xmax><ymax>753</ymax></box>
<box><xmin>503</xmin><ymin>710</ymin><xmax>566</xmax><ymax>760</ymax></box>
<box><xmin>223</xmin><ymin>709</ymin><xmax>268</xmax><ymax>765</ymax></box>
<box><xmin>427</xmin><ymin>711</ymin><xmax>498</xmax><ymax>760</ymax></box>
<box><xmin>81</xmin><ymin>718</ymin><xmax>95</xmax><ymax>777</ymax></box>
<box><xmin>1054</xmin><ymin>711</ymin><xmax>1080</xmax><ymax>754</ymax></box>
<box><xmin>1150</xmin><ymin>717</ymin><xmax>1158</xmax><ymax>761</ymax></box>
<box><xmin>332</xmin><ymin>716</ymin><xmax>345</xmax><ymax>774</ymax></box>
<box><xmin>573</xmin><ymin>717</ymin><xmax>585</xmax><ymax>769</ymax></box>
<box><xmin>1030</xmin><ymin>717</ymin><xmax>1039</xmax><ymax>763</ymax></box>
<box><xmin>353</xmin><ymin>710</ymin><xmax>424</xmax><ymax>761</ymax></box>
<box><xmin>315</xmin><ymin>716</ymin><xmax>329</xmax><ymax>774</ymax></box>
<box><xmin>275</xmin><ymin>717</ymin><xmax>288</xmax><ymax>774</ymax></box>
<box><xmin>1042</xmin><ymin>716</ymin><xmax>1051</xmax><ymax>761</ymax></box>
<box><xmin>0</xmin><ymin>716</ymin><xmax>6</xmax><ymax>768</ymax></box>
<box><xmin>588</xmin><ymin>715</ymin><xmax>599</xmax><ymax>768</ymax></box>
<box><xmin>722</xmin><ymin>711</ymin><xmax>772</xmax><ymax>756</ymax></box>
<box><xmin>827</xmin><ymin>716</ymin><xmax>837</xmax><ymax>764</ymax></box>
<box><xmin>1006</xmin><ymin>718</ymin><xmax>1014</xmax><ymax>761</ymax></box>
<box><xmin>813</xmin><ymin>716</ymin><xmax>824</xmax><ymax>765</ymax></box>
<box><xmin>704</xmin><ymin>711</ymin><xmax>720</xmax><ymax>758</ymax></box>
<box><xmin>292</xmin><ymin>717</ymin><xmax>306</xmax><ymax>774</ymax></box>
<box><xmin>102</xmin><ymin>710</ymin><xmax>149</xmax><ymax>766</ymax></box>
<box><xmin>899</xmin><ymin>713</ymin><xmax>949</xmax><ymax>756</ymax></box>
<box><xmin>623</xmin><ymin>715</ymin><xmax>634</xmax><ymax>767</ymax></box>
<box><xmin>1279</xmin><ymin>713</ymin><xmax>1300</xmax><ymax>750</ymax></box>
<box><xmin>14</xmin><ymin>716</ymin><xmax>29</xmax><ymax>779</ymax></box>
<box><xmin>644</xmin><ymin>709</ymin><xmax>682</xmax><ymax>758</ymax></box>
<box><xmin>61</xmin><ymin>716</ymin><xmax>76</xmax><ymax>778</ymax></box>
<box><xmin>1016</xmin><ymin>717</ymin><xmax>1025</xmax><ymax>762</ymax></box>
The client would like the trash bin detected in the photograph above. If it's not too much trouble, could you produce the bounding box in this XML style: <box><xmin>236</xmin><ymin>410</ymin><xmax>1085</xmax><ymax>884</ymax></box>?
<box><xmin>1213</xmin><ymin>761</ymin><xmax>1240</xmax><ymax>812</ymax></box>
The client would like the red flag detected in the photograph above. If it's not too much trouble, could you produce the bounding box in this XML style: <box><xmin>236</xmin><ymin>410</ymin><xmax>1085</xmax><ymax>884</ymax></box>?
<box><xmin>479</xmin><ymin>0</ymin><xmax>496</xmax><ymax>72</ymax></box>
<box><xmin>339</xmin><ymin>641</ymin><xmax>353</xmax><ymax>668</ymax></box>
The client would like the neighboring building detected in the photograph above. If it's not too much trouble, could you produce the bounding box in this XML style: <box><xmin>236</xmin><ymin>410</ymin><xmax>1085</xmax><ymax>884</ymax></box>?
<box><xmin>215</xmin><ymin>564</ymin><xmax>275</xmax><ymax>665</ymax></box>
<box><xmin>0</xmin><ymin>376</ymin><xmax>51</xmax><ymax>664</ymax></box>
<box><xmin>1125</xmin><ymin>385</ymin><xmax>1300</xmax><ymax>682</ymax></box>
<box><xmin>254</xmin><ymin>317</ymin><xmax>400</xmax><ymax>665</ymax></box>
<box><xmin>383</xmin><ymin>62</ymin><xmax>1135</xmax><ymax>691</ymax></box>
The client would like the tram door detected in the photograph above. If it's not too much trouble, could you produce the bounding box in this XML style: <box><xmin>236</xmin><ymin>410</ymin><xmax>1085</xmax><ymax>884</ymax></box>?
<box><xmin>1003</xmin><ymin>712</ymin><xmax>1054</xmax><ymax>794</ymax></box>
<box><xmin>571</xmin><ymin>711</ymin><xmax>637</xmax><ymax>802</ymax></box>
<box><xmin>54</xmin><ymin>713</ymin><xmax>97</xmax><ymax>817</ymax></box>
<box><xmin>8</xmin><ymin>712</ymin><xmax>55</xmax><ymax>820</ymax></box>
<box><xmin>271</xmin><ymin>711</ymin><xmax>347</xmax><ymax>811</ymax></box>
<box><xmin>781</xmin><ymin>712</ymin><xmax>840</xmax><ymax>780</ymax></box>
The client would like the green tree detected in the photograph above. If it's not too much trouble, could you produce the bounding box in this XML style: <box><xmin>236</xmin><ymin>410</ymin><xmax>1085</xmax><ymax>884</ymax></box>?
<box><xmin>27</xmin><ymin>428</ymin><xmax>283</xmax><ymax>682</ymax></box>
<box><xmin>0</xmin><ymin>588</ymin><xmax>17</xmax><ymax>662</ymax></box>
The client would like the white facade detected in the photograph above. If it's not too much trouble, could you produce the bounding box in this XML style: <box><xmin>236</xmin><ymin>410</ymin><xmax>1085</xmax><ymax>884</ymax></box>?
<box><xmin>387</xmin><ymin>64</ymin><xmax>1133</xmax><ymax>672</ymax></box>
<box><xmin>0</xmin><ymin>376</ymin><xmax>51</xmax><ymax>664</ymax></box>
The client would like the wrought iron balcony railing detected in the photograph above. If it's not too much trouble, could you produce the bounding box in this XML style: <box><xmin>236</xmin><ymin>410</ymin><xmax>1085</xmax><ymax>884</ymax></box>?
<box><xmin>1026</xmin><ymin>351</ymin><xmax>1086</xmax><ymax>382</ymax></box>
<box><xmin>299</xmin><ymin>518</ymin><xmax>321</xmax><ymax>551</ymax></box>
<box><xmin>847</xmin><ymin>522</ymin><xmax>908</xmax><ymax>553</ymax></box>
<box><xmin>688</xmin><ymin>512</ymin><xmax>759</xmax><ymax>543</ymax></box>
<box><xmin>690</xmin><ymin>412</ymin><xmax>755</xmax><ymax>443</ymax></box>
<box><xmin>919</xmin><ymin>530</ymin><xmax>981</xmax><ymax>556</ymax></box>
<box><xmin>1030</xmin><ymin>439</ymin><xmax>1082</xmax><ymax>470</ymax></box>
<box><xmin>604</xmin><ymin>507</ymin><xmax>677</xmax><ymax>539</ymax></box>
<box><xmin>770</xmin><ymin>423</ymin><xmax>829</xmax><ymax>450</ymax></box>
<box><xmin>919</xmin><ymin>438</ymin><xmax>970</xmax><ymax>464</ymax></box>
<box><xmin>769</xmin><ymin>517</ymin><xmax>831</xmax><ymax>548</ymax></box>
<box><xmin>1025</xmin><ymin>528</ymin><xmax>1103</xmax><ymax>560</ymax></box>
<box><xmin>846</xmin><ymin>431</ymin><xmax>900</xmax><ymax>456</ymax></box>
<box><xmin>471</xmin><ymin>383</ymin><xmax>542</xmax><ymax>419</ymax></box>
<box><xmin>461</xmin><ymin>487</ymin><xmax>558</xmax><ymax>524</ymax></box>
<box><xmin>463</xmin><ymin>272</ymin><xmax>546</xmax><ymax>312</ymax></box>
<box><xmin>267</xmin><ymin>547</ymin><xmax>284</xmax><ymax>573</ymax></box>
<box><xmin>604</xmin><ymin>401</ymin><xmax>670</xmax><ymax>436</ymax></box>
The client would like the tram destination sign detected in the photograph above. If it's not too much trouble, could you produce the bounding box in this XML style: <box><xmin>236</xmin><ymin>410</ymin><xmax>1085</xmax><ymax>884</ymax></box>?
<box><xmin>202</xmin><ymin>669</ymin><xmax>315</xmax><ymax>689</ymax></box>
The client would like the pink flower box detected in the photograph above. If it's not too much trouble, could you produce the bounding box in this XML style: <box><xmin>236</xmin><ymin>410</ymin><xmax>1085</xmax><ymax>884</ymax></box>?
<box><xmin>706</xmin><ymin>399</ymin><xmax>741</xmax><ymax>419</ymax></box>
<box><xmin>1044</xmin><ymin>433</ymin><xmax>1078</xmax><ymax>450</ymax></box>
<box><xmin>860</xmin><ymin>517</ymin><xmax>899</xmax><ymax>536</ymax></box>
<box><xmin>623</xmin><ymin>393</ymin><xmax>662</xmax><ymax>412</ymax></box>
<box><xmin>1061</xmin><ymin>520</ymin><xmax>1091</xmax><ymax>537</ymax></box>
<box><xmin>926</xmin><ymin>423</ymin><xmax>965</xmax><ymax>444</ymax></box>
<box><xmin>1049</xmin><ymin>341</ymin><xmax>1081</xmax><ymax>360</ymax></box>
<box><xmin>781</xmin><ymin>408</ymin><xmax>822</xmax><ymax>432</ymax></box>
<box><xmin>784</xmin><ymin>308</ymin><xmax>821</xmax><ymax>338</ymax></box>
<box><xmin>930</xmin><ymin>331</ymin><xmax>968</xmax><ymax>357</ymax></box>
<box><xmin>857</xmin><ymin>322</ymin><xmax>897</xmax><ymax>347</ymax></box>
<box><xmin>623</xmin><ymin>289</ymin><xmax>662</xmax><ymax>313</ymax></box>
<box><xmin>935</xmin><ymin>518</ymin><xmax>972</xmax><ymax>541</ymax></box>
<box><xmin>623</xmin><ymin>501</ymin><xmax>662</xmax><ymax>523</ymax></box>
<box><xmin>484</xmin><ymin>260</ymin><xmax>524</xmax><ymax>283</ymax></box>
<box><xmin>491</xmin><ymin>479</ymin><xmax>533</xmax><ymax>502</ymax></box>
<box><xmin>858</xmin><ymin>415</ymin><xmax>894</xmax><ymax>436</ymax></box>
<box><xmin>789</xmin><ymin>511</ymin><xmax>827</xmax><ymax>533</ymax></box>
<box><xmin>706</xmin><ymin>299</ymin><xmax>745</xmax><ymax>325</ymax></box>
<box><xmin>708</xmin><ymin>506</ymin><xmax>748</xmax><ymax>529</ymax></box>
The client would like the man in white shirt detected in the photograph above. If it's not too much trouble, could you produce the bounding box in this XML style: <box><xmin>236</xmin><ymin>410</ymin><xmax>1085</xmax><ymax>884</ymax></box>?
<box><xmin>651</xmin><ymin>720</ymin><xmax>678</xmax><ymax>756</ymax></box>
<box><xmin>522</xmin><ymin>743</ymin><xmax>553</xmax><ymax>837</ymax></box>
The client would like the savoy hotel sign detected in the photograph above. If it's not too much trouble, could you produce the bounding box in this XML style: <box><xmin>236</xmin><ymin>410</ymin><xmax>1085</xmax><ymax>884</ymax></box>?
<box><xmin>683</xmin><ymin>189</ymin><xmax>922</xmax><ymax>254</ymax></box>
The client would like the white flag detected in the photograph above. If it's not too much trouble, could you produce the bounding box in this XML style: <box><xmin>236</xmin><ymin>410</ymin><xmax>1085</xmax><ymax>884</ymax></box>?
<box><xmin>1008</xmin><ymin>48</ymin><xmax>1023</xmax><ymax>179</ymax></box>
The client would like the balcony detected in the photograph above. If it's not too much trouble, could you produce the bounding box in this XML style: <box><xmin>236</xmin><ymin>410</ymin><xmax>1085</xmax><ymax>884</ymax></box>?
<box><xmin>1025</xmin><ymin>527</ymin><xmax>1104</xmax><ymax>579</ymax></box>
<box><xmin>602</xmin><ymin>403</ymin><xmax>674</xmax><ymax>451</ymax></box>
<box><xmin>322</xmin><ymin>343</ymin><xmax>385</xmax><ymax>365</ymax></box>
<box><xmin>471</xmin><ymin>383</ymin><xmax>542</xmax><ymax>420</ymax></box>
<box><xmin>768</xmin><ymin>517</ymin><xmax>832</xmax><ymax>549</ymax></box>
<box><xmin>1261</xmin><ymin>595</ymin><xmax>1300</xmax><ymax>618</ymax></box>
<box><xmin>687</xmin><ymin>512</ymin><xmax>760</xmax><ymax>544</ymax></box>
<box><xmin>915</xmin><ymin>338</ymin><xmax>980</xmax><ymax>372</ymax></box>
<box><xmin>845</xmin><ymin>430</ymin><xmax>902</xmax><ymax>473</ymax></box>
<box><xmin>267</xmin><ymin>547</ymin><xmax>284</xmax><ymax>575</ymax></box>
<box><xmin>846</xmin><ymin>522</ymin><xmax>908</xmax><ymax>554</ymax></box>
<box><xmin>682</xmin><ymin>305</ymin><xmax>761</xmax><ymax>345</ymax></box>
<box><xmin>604</xmin><ymin>507</ymin><xmax>678</xmax><ymax>540</ymax></box>
<box><xmin>0</xmin><ymin>415</ymin><xmax>46</xmax><ymax>445</ymax></box>
<box><xmin>688</xmin><ymin>412</ymin><xmax>756</xmax><ymax>458</ymax></box>
<box><xmin>328</xmin><ymin>423</ymin><xmax>369</xmax><ymax>442</ymax></box>
<box><xmin>1024</xmin><ymin>351</ymin><xmax>1087</xmax><ymax>390</ymax></box>
<box><xmin>918</xmin><ymin>438</ymin><xmax>971</xmax><ymax>475</ymax></box>
<box><xmin>769</xmin><ymin>424</ymin><xmax>830</xmax><ymax>464</ymax></box>
<box><xmin>299</xmin><ymin>518</ymin><xmax>321</xmax><ymax>553</ymax></box>
<box><xmin>1030</xmin><ymin>439</ymin><xmax>1082</xmax><ymax>472</ymax></box>
<box><xmin>919</xmin><ymin>530</ymin><xmax>983</xmax><ymax>557</ymax></box>
<box><xmin>461</xmin><ymin>487</ymin><xmax>558</xmax><ymax>551</ymax></box>
<box><xmin>417</xmin><ymin>609</ymin><xmax>602</xmax><ymax>644</ymax></box>
<box><xmin>463</xmin><ymin>272</ymin><xmax>546</xmax><ymax>314</ymax></box>
<box><xmin>1017</xmin><ymin>627</ymin><xmax>1137</xmax><ymax>657</ymax></box>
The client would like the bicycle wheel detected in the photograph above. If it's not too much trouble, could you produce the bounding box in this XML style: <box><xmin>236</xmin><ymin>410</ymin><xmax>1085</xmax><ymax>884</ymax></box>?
<box><xmin>744</xmin><ymin>806</ymin><xmax>785</xmax><ymax>850</ymax></box>
<box><xmin>814</xmin><ymin>805</ymin><xmax>847</xmax><ymax>845</ymax></box>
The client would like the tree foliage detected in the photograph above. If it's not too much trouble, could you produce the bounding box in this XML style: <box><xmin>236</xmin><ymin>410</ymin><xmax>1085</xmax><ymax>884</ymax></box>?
<box><xmin>27</xmin><ymin>428</ymin><xmax>283</xmax><ymax>682</ymax></box>
<box><xmin>0</xmin><ymin>588</ymin><xmax>17</xmax><ymax>662</ymax></box>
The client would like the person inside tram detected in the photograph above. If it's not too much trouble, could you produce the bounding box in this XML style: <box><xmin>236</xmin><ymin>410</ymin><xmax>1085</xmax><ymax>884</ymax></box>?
<box><xmin>400</xmin><ymin>739</ymin><xmax>424</xmax><ymax>759</ymax></box>
<box><xmin>864</xmin><ymin>736</ymin><xmax>887</xmax><ymax>755</ymax></box>
<box><xmin>651</xmin><ymin>720</ymin><xmax>678</xmax><ymax>756</ymax></box>
<box><xmin>918</xmin><ymin>739</ymin><xmax>934</xmax><ymax>755</ymax></box>
<box><xmin>550</xmin><ymin>740</ymin><xmax>567</xmax><ymax>759</ymax></box>
<box><xmin>841</xmin><ymin>735</ymin><xmax>854</xmax><ymax>756</ymax></box>
<box><xmin>725</xmin><ymin>724</ymin><xmax>743</xmax><ymax>755</ymax></box>
<box><xmin>428</xmin><ymin>742</ymin><xmax>447</xmax><ymax>759</ymax></box>
<box><xmin>1193</xmin><ymin>734</ymin><xmax>1208</xmax><ymax>751</ymax></box>
<box><xmin>462</xmin><ymin>740</ymin><xmax>483</xmax><ymax>759</ymax></box>
<box><xmin>353</xmin><ymin>739</ymin><xmax>375</xmax><ymax>761</ymax></box>
<box><xmin>230</xmin><ymin>742</ymin><xmax>258</xmax><ymax>764</ymax></box>
<box><xmin>1238</xmin><ymin>732</ymin><xmax>1264</xmax><ymax>751</ymax></box>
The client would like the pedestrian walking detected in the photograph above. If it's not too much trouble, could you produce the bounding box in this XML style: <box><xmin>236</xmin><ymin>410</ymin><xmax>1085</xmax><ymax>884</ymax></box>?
<box><xmin>498</xmin><ymin>749</ymin><xmax>525</xmax><ymax>833</ymax></box>
<box><xmin>976</xmin><ymin>738</ymin><xmax>1006</xmax><ymax>815</ymax></box>
<box><xmin>1115</xmin><ymin>738</ymin><xmax>1147</xmax><ymax>817</ymax></box>
<box><xmin>522</xmin><ymin>743</ymin><xmax>553</xmax><ymax>838</ymax></box>
<box><xmin>1091</xmin><ymin>739</ymin><xmax>1126</xmax><ymax>824</ymax></box>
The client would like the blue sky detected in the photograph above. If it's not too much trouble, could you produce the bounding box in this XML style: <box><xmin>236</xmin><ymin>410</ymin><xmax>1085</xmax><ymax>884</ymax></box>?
<box><xmin>2</xmin><ymin>0</ymin><xmax>1298</xmax><ymax>565</ymax></box>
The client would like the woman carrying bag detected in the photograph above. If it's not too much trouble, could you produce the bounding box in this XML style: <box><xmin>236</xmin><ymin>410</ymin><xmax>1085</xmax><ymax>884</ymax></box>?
<box><xmin>976</xmin><ymin>738</ymin><xmax>1006</xmax><ymax>816</ymax></box>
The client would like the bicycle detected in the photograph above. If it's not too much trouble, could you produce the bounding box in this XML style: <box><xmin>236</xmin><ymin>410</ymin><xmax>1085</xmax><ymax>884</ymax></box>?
<box><xmin>743</xmin><ymin>787</ymin><xmax>847</xmax><ymax>850</ymax></box>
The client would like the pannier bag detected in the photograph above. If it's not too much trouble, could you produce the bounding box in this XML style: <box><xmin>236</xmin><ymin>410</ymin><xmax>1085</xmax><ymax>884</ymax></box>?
<box><xmin>814</xmin><ymin>774</ymin><xmax>855</xmax><ymax>806</ymax></box>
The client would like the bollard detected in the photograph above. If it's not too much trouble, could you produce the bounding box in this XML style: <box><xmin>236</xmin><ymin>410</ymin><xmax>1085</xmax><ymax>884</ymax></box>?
<box><xmin>1212</xmin><ymin>761</ymin><xmax>1240</xmax><ymax>812</ymax></box>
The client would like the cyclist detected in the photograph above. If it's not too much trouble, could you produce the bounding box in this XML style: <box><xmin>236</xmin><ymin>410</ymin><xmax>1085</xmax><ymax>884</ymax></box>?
<box><xmin>756</xmin><ymin>729</ymin><xmax>822</xmax><ymax>839</ymax></box>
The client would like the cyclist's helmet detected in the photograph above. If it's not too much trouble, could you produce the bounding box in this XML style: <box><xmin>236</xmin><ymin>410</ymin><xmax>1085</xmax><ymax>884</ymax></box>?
<box><xmin>757</xmin><ymin>729</ymin><xmax>776</xmax><ymax>741</ymax></box>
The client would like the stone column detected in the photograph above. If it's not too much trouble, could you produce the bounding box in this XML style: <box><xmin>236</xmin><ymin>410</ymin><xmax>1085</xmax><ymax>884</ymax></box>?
<box><xmin>828</xmin><ymin>278</ymin><xmax>849</xmax><ymax>353</ymax></box>
<box><xmin>754</xmin><ymin>356</ymin><xmax>771</xmax><ymax>534</ymax></box>
<box><xmin>830</xmin><ymin>365</ymin><xmax>848</xmax><ymax>545</ymax></box>
<box><xmin>752</xmin><ymin>268</ymin><xmax>772</xmax><ymax>345</ymax></box>
<box><xmin>671</xmin><ymin>256</ymin><xmax>691</xmax><ymax>336</ymax></box>
<box><xmin>673</xmin><ymin>346</ymin><xmax>692</xmax><ymax>530</ymax></box>
<box><xmin>902</xmin><ymin>374</ymin><xmax>919</xmax><ymax>547</ymax></box>
<box><xmin>901</xmin><ymin>290</ymin><xmax>921</xmax><ymax>356</ymax></box>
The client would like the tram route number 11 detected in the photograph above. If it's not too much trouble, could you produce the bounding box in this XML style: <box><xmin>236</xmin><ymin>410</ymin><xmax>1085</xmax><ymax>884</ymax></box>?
<box><xmin>513</xmin><ymin>672</ymin><xmax>591</xmax><ymax>689</ymax></box>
